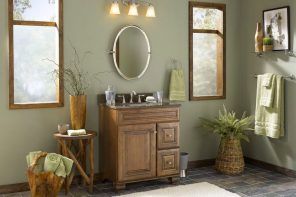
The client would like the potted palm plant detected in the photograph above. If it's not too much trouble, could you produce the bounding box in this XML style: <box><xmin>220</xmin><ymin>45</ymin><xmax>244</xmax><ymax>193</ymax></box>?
<box><xmin>200</xmin><ymin>105</ymin><xmax>254</xmax><ymax>175</ymax></box>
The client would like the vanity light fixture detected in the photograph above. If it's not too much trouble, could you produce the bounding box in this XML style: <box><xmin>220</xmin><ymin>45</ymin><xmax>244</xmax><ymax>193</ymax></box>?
<box><xmin>110</xmin><ymin>0</ymin><xmax>156</xmax><ymax>17</ymax></box>
<box><xmin>110</xmin><ymin>0</ymin><xmax>121</xmax><ymax>15</ymax></box>
<box><xmin>128</xmin><ymin>2</ymin><xmax>139</xmax><ymax>16</ymax></box>
<box><xmin>146</xmin><ymin>4</ymin><xmax>156</xmax><ymax>17</ymax></box>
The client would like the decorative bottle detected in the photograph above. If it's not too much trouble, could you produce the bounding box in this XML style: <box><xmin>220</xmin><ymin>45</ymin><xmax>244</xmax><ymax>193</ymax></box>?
<box><xmin>255</xmin><ymin>22</ymin><xmax>263</xmax><ymax>53</ymax></box>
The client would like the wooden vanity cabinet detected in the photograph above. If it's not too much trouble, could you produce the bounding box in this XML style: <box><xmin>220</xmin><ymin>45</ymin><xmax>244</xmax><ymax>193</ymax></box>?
<box><xmin>99</xmin><ymin>104</ymin><xmax>181</xmax><ymax>189</ymax></box>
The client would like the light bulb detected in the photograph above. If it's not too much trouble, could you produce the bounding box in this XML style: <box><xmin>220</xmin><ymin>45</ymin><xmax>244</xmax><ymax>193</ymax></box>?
<box><xmin>128</xmin><ymin>3</ymin><xmax>138</xmax><ymax>16</ymax></box>
<box><xmin>110</xmin><ymin>1</ymin><xmax>120</xmax><ymax>15</ymax></box>
<box><xmin>146</xmin><ymin>5</ymin><xmax>156</xmax><ymax>17</ymax></box>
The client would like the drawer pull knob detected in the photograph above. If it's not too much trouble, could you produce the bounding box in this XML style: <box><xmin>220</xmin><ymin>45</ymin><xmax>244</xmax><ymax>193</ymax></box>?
<box><xmin>154</xmin><ymin>131</ymin><xmax>157</xmax><ymax>134</ymax></box>
<box><xmin>166</xmin><ymin>134</ymin><xmax>173</xmax><ymax>137</ymax></box>
<box><xmin>167</xmin><ymin>161</ymin><xmax>172</xmax><ymax>165</ymax></box>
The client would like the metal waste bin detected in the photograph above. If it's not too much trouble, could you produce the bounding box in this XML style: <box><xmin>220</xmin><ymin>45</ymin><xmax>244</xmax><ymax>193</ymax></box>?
<box><xmin>180</xmin><ymin>152</ymin><xmax>189</xmax><ymax>178</ymax></box>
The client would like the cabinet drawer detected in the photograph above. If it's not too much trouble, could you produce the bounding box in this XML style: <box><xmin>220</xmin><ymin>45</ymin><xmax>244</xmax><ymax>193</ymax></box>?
<box><xmin>157</xmin><ymin>149</ymin><xmax>179</xmax><ymax>177</ymax></box>
<box><xmin>118</xmin><ymin>107</ymin><xmax>179</xmax><ymax>125</ymax></box>
<box><xmin>157</xmin><ymin>122</ymin><xmax>179</xmax><ymax>149</ymax></box>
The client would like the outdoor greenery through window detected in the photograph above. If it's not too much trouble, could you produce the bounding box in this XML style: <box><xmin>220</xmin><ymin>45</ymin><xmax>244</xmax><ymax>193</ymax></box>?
<box><xmin>189</xmin><ymin>2</ymin><xmax>226</xmax><ymax>101</ymax></box>
<box><xmin>9</xmin><ymin>0</ymin><xmax>63</xmax><ymax>109</ymax></box>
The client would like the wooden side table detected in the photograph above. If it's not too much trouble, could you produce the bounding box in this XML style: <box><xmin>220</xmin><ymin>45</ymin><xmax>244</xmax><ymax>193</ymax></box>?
<box><xmin>53</xmin><ymin>130</ymin><xmax>97</xmax><ymax>194</ymax></box>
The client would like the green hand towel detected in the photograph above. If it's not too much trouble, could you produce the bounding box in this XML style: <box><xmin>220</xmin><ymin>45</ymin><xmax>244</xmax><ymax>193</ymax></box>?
<box><xmin>255</xmin><ymin>74</ymin><xmax>285</xmax><ymax>139</ymax></box>
<box><xmin>55</xmin><ymin>161</ymin><xmax>66</xmax><ymax>178</ymax></box>
<box><xmin>169</xmin><ymin>68</ymin><xmax>186</xmax><ymax>101</ymax></box>
<box><xmin>44</xmin><ymin>153</ymin><xmax>62</xmax><ymax>173</ymax></box>
<box><xmin>44</xmin><ymin>153</ymin><xmax>73</xmax><ymax>178</ymax></box>
<box><xmin>61</xmin><ymin>156</ymin><xmax>74</xmax><ymax>176</ymax></box>
<box><xmin>26</xmin><ymin>152</ymin><xmax>73</xmax><ymax>178</ymax></box>
<box><xmin>26</xmin><ymin>151</ymin><xmax>44</xmax><ymax>173</ymax></box>
<box><xmin>260</xmin><ymin>74</ymin><xmax>276</xmax><ymax>107</ymax></box>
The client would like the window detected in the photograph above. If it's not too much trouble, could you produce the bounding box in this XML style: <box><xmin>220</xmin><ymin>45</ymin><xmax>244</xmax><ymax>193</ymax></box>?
<box><xmin>189</xmin><ymin>2</ymin><xmax>226</xmax><ymax>100</ymax></box>
<box><xmin>9</xmin><ymin>0</ymin><xmax>64</xmax><ymax>109</ymax></box>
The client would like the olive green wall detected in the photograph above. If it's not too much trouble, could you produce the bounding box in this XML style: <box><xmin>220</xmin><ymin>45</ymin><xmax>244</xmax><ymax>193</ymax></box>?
<box><xmin>0</xmin><ymin>0</ymin><xmax>242</xmax><ymax>185</ymax></box>
<box><xmin>240</xmin><ymin>0</ymin><xmax>296</xmax><ymax>171</ymax></box>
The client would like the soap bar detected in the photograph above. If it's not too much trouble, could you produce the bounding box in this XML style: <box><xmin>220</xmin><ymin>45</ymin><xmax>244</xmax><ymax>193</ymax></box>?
<box><xmin>67</xmin><ymin>129</ymin><xmax>87</xmax><ymax>136</ymax></box>
<box><xmin>145</xmin><ymin>96</ymin><xmax>157</xmax><ymax>103</ymax></box>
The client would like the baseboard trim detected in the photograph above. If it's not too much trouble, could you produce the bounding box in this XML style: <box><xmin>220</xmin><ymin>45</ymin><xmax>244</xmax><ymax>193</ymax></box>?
<box><xmin>0</xmin><ymin>182</ymin><xmax>29</xmax><ymax>194</ymax></box>
<box><xmin>244</xmin><ymin>157</ymin><xmax>296</xmax><ymax>178</ymax></box>
<box><xmin>0</xmin><ymin>173</ymin><xmax>102</xmax><ymax>194</ymax></box>
<box><xmin>188</xmin><ymin>159</ymin><xmax>215</xmax><ymax>169</ymax></box>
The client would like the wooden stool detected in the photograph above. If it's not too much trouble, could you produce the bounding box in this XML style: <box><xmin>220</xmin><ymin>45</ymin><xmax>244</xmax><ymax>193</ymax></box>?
<box><xmin>53</xmin><ymin>130</ymin><xmax>97</xmax><ymax>194</ymax></box>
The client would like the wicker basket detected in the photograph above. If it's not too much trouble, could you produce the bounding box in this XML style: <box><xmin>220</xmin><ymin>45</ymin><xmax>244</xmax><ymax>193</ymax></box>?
<box><xmin>27</xmin><ymin>152</ymin><xmax>64</xmax><ymax>197</ymax></box>
<box><xmin>215</xmin><ymin>137</ymin><xmax>244</xmax><ymax>175</ymax></box>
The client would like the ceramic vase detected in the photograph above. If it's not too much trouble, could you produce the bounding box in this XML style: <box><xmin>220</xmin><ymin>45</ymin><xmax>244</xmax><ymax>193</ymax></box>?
<box><xmin>255</xmin><ymin>22</ymin><xmax>263</xmax><ymax>53</ymax></box>
<box><xmin>70</xmin><ymin>95</ymin><xmax>86</xmax><ymax>130</ymax></box>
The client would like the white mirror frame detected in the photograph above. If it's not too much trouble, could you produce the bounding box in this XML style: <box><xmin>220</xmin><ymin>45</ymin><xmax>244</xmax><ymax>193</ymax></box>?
<box><xmin>111</xmin><ymin>25</ymin><xmax>151</xmax><ymax>80</ymax></box>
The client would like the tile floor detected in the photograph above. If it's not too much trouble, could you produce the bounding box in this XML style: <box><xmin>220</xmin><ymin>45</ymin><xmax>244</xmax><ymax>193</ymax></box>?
<box><xmin>4</xmin><ymin>164</ymin><xmax>296</xmax><ymax>197</ymax></box>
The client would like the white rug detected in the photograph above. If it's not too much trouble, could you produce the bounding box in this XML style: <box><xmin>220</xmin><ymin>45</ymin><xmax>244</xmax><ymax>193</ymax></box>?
<box><xmin>119</xmin><ymin>182</ymin><xmax>240</xmax><ymax>197</ymax></box>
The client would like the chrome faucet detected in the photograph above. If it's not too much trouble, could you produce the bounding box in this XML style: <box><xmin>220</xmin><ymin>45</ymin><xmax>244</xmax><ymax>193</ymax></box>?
<box><xmin>138</xmin><ymin>95</ymin><xmax>146</xmax><ymax>103</ymax></box>
<box><xmin>117</xmin><ymin>95</ymin><xmax>126</xmax><ymax>104</ymax></box>
<box><xmin>130</xmin><ymin>91</ymin><xmax>137</xmax><ymax>103</ymax></box>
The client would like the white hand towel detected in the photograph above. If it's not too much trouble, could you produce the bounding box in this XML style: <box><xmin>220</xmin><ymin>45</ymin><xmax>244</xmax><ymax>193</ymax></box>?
<box><xmin>67</xmin><ymin>129</ymin><xmax>87</xmax><ymax>136</ymax></box>
<box><xmin>260</xmin><ymin>74</ymin><xmax>276</xmax><ymax>107</ymax></box>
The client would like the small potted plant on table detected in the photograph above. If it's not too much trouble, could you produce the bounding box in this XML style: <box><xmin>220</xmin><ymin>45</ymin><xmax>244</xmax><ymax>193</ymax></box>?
<box><xmin>263</xmin><ymin>37</ymin><xmax>274</xmax><ymax>52</ymax></box>
<box><xmin>200</xmin><ymin>106</ymin><xmax>254</xmax><ymax>175</ymax></box>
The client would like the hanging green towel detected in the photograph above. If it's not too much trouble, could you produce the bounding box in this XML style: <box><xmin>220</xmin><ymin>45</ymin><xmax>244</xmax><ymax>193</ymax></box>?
<box><xmin>255</xmin><ymin>74</ymin><xmax>285</xmax><ymax>139</ymax></box>
<box><xmin>169</xmin><ymin>68</ymin><xmax>186</xmax><ymax>101</ymax></box>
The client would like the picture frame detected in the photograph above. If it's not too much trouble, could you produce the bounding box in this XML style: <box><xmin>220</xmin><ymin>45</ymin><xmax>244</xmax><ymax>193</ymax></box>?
<box><xmin>263</xmin><ymin>6</ymin><xmax>290</xmax><ymax>51</ymax></box>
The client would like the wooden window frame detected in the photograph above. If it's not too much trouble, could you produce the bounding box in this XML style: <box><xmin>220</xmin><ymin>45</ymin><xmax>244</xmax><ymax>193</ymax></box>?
<box><xmin>189</xmin><ymin>2</ymin><xmax>226</xmax><ymax>101</ymax></box>
<box><xmin>8</xmin><ymin>0</ymin><xmax>64</xmax><ymax>109</ymax></box>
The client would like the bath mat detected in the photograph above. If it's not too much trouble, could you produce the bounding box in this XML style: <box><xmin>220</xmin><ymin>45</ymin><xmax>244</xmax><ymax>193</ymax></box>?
<box><xmin>118</xmin><ymin>182</ymin><xmax>240</xmax><ymax>197</ymax></box>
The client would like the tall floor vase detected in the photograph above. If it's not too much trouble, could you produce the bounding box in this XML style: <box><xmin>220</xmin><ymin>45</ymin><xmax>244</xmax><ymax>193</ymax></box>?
<box><xmin>70</xmin><ymin>95</ymin><xmax>86</xmax><ymax>130</ymax></box>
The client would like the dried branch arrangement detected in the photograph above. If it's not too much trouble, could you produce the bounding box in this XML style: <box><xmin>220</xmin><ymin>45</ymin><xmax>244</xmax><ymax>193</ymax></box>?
<box><xmin>46</xmin><ymin>45</ymin><xmax>110</xmax><ymax>96</ymax></box>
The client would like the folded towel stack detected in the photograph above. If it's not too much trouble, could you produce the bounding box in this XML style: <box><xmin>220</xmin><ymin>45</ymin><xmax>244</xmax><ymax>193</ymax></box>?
<box><xmin>67</xmin><ymin>129</ymin><xmax>87</xmax><ymax>136</ymax></box>
<box><xmin>255</xmin><ymin>74</ymin><xmax>285</xmax><ymax>139</ymax></box>
<box><xmin>26</xmin><ymin>152</ymin><xmax>73</xmax><ymax>178</ymax></box>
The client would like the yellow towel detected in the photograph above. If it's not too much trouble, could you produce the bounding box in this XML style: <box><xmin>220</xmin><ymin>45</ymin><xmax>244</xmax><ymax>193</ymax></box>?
<box><xmin>169</xmin><ymin>69</ymin><xmax>186</xmax><ymax>101</ymax></box>
<box><xmin>255</xmin><ymin>74</ymin><xmax>285</xmax><ymax>138</ymax></box>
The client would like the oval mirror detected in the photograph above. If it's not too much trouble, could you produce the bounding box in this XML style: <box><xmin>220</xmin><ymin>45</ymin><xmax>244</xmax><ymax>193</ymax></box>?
<box><xmin>112</xmin><ymin>25</ymin><xmax>151</xmax><ymax>80</ymax></box>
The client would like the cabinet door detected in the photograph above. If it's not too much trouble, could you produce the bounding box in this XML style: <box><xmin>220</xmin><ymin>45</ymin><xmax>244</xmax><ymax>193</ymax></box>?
<box><xmin>157</xmin><ymin>122</ymin><xmax>179</xmax><ymax>149</ymax></box>
<box><xmin>157</xmin><ymin>149</ymin><xmax>179</xmax><ymax>177</ymax></box>
<box><xmin>118</xmin><ymin>124</ymin><xmax>156</xmax><ymax>181</ymax></box>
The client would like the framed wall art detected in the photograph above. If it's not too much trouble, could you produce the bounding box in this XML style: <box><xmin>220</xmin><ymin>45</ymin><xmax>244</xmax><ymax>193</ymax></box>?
<box><xmin>263</xmin><ymin>6</ymin><xmax>290</xmax><ymax>51</ymax></box>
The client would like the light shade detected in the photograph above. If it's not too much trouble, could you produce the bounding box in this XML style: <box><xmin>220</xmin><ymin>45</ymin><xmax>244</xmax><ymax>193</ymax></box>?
<box><xmin>146</xmin><ymin>5</ymin><xmax>156</xmax><ymax>17</ymax></box>
<box><xmin>110</xmin><ymin>1</ymin><xmax>120</xmax><ymax>15</ymax></box>
<box><xmin>128</xmin><ymin>3</ymin><xmax>138</xmax><ymax>16</ymax></box>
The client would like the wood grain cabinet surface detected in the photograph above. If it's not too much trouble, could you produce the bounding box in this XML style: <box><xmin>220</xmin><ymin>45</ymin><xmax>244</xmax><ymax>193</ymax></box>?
<box><xmin>99</xmin><ymin>104</ymin><xmax>181</xmax><ymax>189</ymax></box>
